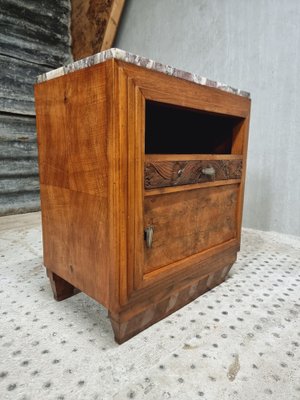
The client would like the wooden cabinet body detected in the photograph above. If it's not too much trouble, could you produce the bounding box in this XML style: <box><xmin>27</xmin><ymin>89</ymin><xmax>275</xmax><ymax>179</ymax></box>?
<box><xmin>35</xmin><ymin>57</ymin><xmax>251</xmax><ymax>343</ymax></box>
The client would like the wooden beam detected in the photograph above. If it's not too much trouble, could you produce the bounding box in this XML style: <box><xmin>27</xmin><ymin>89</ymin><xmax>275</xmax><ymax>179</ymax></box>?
<box><xmin>71</xmin><ymin>0</ymin><xmax>126</xmax><ymax>61</ymax></box>
<box><xmin>101</xmin><ymin>0</ymin><xmax>126</xmax><ymax>51</ymax></box>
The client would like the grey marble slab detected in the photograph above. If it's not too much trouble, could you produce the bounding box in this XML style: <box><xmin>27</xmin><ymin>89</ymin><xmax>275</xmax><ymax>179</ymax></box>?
<box><xmin>37</xmin><ymin>48</ymin><xmax>250</xmax><ymax>98</ymax></box>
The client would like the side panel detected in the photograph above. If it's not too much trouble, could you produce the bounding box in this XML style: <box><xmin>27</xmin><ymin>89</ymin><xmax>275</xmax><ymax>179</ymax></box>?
<box><xmin>34</xmin><ymin>63</ymin><xmax>110</xmax><ymax>307</ymax></box>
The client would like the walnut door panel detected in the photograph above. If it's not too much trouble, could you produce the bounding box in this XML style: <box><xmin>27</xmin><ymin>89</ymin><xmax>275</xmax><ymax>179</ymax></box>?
<box><xmin>144</xmin><ymin>184</ymin><xmax>239</xmax><ymax>274</ymax></box>
<box><xmin>144</xmin><ymin>159</ymin><xmax>242</xmax><ymax>189</ymax></box>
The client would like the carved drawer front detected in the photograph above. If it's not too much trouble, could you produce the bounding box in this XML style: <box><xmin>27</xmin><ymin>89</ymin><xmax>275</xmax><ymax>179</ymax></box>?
<box><xmin>144</xmin><ymin>184</ymin><xmax>239</xmax><ymax>274</ymax></box>
<box><xmin>144</xmin><ymin>159</ymin><xmax>242</xmax><ymax>189</ymax></box>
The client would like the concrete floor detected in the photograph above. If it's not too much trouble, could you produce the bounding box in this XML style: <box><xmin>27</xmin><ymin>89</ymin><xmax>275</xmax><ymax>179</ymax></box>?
<box><xmin>0</xmin><ymin>212</ymin><xmax>300</xmax><ymax>400</ymax></box>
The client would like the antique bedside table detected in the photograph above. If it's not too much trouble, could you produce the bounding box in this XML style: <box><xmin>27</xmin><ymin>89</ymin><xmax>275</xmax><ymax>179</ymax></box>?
<box><xmin>34</xmin><ymin>48</ymin><xmax>251</xmax><ymax>343</ymax></box>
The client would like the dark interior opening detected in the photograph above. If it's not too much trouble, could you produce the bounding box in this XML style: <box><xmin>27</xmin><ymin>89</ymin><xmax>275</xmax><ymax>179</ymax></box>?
<box><xmin>145</xmin><ymin>101</ymin><xmax>243</xmax><ymax>154</ymax></box>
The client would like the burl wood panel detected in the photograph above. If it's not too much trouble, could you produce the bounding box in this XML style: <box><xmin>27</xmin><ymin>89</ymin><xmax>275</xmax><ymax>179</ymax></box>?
<box><xmin>34</xmin><ymin>62</ymin><xmax>111</xmax><ymax>307</ymax></box>
<box><xmin>145</xmin><ymin>159</ymin><xmax>242</xmax><ymax>189</ymax></box>
<box><xmin>144</xmin><ymin>184</ymin><xmax>239</xmax><ymax>273</ymax></box>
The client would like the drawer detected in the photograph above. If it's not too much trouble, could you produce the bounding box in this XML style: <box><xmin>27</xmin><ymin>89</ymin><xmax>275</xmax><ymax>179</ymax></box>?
<box><xmin>144</xmin><ymin>159</ymin><xmax>242</xmax><ymax>189</ymax></box>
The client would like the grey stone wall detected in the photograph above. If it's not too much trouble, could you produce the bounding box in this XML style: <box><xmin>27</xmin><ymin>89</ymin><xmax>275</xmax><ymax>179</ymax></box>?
<box><xmin>0</xmin><ymin>0</ymin><xmax>72</xmax><ymax>216</ymax></box>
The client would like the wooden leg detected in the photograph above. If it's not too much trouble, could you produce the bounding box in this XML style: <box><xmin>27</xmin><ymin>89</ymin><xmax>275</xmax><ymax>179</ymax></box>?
<box><xmin>46</xmin><ymin>269</ymin><xmax>80</xmax><ymax>301</ymax></box>
<box><xmin>109</xmin><ymin>263</ymin><xmax>233</xmax><ymax>344</ymax></box>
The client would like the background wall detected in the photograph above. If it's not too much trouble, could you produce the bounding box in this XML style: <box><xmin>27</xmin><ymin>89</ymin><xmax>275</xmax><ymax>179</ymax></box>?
<box><xmin>0</xmin><ymin>0</ymin><xmax>72</xmax><ymax>216</ymax></box>
<box><xmin>115</xmin><ymin>0</ymin><xmax>300</xmax><ymax>236</ymax></box>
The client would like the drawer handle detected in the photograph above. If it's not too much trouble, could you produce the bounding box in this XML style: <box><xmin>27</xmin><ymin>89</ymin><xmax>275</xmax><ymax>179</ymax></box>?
<box><xmin>144</xmin><ymin>226</ymin><xmax>154</xmax><ymax>248</ymax></box>
<box><xmin>201</xmin><ymin>166</ymin><xmax>215</xmax><ymax>176</ymax></box>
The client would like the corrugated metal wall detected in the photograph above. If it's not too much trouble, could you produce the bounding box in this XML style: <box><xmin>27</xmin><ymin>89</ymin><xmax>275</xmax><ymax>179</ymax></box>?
<box><xmin>0</xmin><ymin>0</ymin><xmax>72</xmax><ymax>216</ymax></box>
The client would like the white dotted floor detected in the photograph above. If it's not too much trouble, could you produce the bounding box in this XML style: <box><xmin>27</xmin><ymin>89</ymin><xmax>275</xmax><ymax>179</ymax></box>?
<box><xmin>0</xmin><ymin>212</ymin><xmax>300</xmax><ymax>400</ymax></box>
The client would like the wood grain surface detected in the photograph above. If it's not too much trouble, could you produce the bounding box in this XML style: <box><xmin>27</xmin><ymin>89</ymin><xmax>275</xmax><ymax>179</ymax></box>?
<box><xmin>145</xmin><ymin>159</ymin><xmax>242</xmax><ymax>189</ymax></box>
<box><xmin>116</xmin><ymin>60</ymin><xmax>250</xmax><ymax>118</ymax></box>
<box><xmin>35</xmin><ymin>62</ymin><xmax>111</xmax><ymax>307</ymax></box>
<box><xmin>47</xmin><ymin>269</ymin><xmax>80</xmax><ymax>301</ymax></box>
<box><xmin>110</xmin><ymin>262</ymin><xmax>234</xmax><ymax>343</ymax></box>
<box><xmin>144</xmin><ymin>185</ymin><xmax>239</xmax><ymax>273</ymax></box>
<box><xmin>101</xmin><ymin>0</ymin><xmax>126</xmax><ymax>51</ymax></box>
<box><xmin>35</xmin><ymin>59</ymin><xmax>251</xmax><ymax>343</ymax></box>
<box><xmin>71</xmin><ymin>0</ymin><xmax>125</xmax><ymax>60</ymax></box>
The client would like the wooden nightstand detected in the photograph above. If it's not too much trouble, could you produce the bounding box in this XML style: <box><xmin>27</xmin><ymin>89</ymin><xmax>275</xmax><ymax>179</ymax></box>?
<box><xmin>35</xmin><ymin>49</ymin><xmax>251</xmax><ymax>343</ymax></box>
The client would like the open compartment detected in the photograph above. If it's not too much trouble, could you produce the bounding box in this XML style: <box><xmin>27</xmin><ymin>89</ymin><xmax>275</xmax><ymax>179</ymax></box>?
<box><xmin>145</xmin><ymin>100</ymin><xmax>244</xmax><ymax>155</ymax></box>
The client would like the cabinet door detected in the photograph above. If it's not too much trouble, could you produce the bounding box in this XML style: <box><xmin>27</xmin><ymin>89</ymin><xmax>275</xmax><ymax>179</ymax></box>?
<box><xmin>144</xmin><ymin>184</ymin><xmax>239</xmax><ymax>275</ymax></box>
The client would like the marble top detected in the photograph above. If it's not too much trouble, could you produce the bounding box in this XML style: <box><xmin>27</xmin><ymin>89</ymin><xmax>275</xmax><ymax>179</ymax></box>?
<box><xmin>37</xmin><ymin>48</ymin><xmax>250</xmax><ymax>98</ymax></box>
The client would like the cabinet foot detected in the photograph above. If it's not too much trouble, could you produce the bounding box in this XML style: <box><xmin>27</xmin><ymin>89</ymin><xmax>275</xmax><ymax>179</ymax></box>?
<box><xmin>46</xmin><ymin>269</ymin><xmax>80</xmax><ymax>301</ymax></box>
<box><xmin>109</xmin><ymin>263</ymin><xmax>233</xmax><ymax>344</ymax></box>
